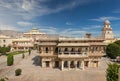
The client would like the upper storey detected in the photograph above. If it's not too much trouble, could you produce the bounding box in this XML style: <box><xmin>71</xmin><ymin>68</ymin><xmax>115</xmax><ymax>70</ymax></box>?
<box><xmin>23</xmin><ymin>28</ymin><xmax>47</xmax><ymax>40</ymax></box>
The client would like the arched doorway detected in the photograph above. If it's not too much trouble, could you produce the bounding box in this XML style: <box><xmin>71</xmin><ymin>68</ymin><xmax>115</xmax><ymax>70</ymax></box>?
<box><xmin>55</xmin><ymin>61</ymin><xmax>59</xmax><ymax>68</ymax></box>
<box><xmin>77</xmin><ymin>61</ymin><xmax>80</xmax><ymax>68</ymax></box>
<box><xmin>64</xmin><ymin>61</ymin><xmax>68</xmax><ymax>68</ymax></box>
<box><xmin>70</xmin><ymin>61</ymin><xmax>75</xmax><ymax>68</ymax></box>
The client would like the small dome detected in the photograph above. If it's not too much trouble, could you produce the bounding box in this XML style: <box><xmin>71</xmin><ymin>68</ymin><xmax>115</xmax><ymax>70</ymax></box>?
<box><xmin>104</xmin><ymin>19</ymin><xmax>110</xmax><ymax>25</ymax></box>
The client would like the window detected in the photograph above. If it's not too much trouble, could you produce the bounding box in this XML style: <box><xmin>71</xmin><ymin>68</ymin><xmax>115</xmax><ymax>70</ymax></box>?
<box><xmin>3</xmin><ymin>40</ymin><xmax>6</xmax><ymax>43</ymax></box>
<box><xmin>78</xmin><ymin>48</ymin><xmax>82</xmax><ymax>54</ymax></box>
<box><xmin>64</xmin><ymin>48</ymin><xmax>68</xmax><ymax>52</ymax></box>
<box><xmin>85</xmin><ymin>47</ymin><xmax>88</xmax><ymax>52</ymax></box>
<box><xmin>71</xmin><ymin>48</ymin><xmax>75</xmax><ymax>54</ymax></box>
<box><xmin>55</xmin><ymin>47</ymin><xmax>58</xmax><ymax>53</ymax></box>
<box><xmin>39</xmin><ymin>47</ymin><xmax>41</xmax><ymax>53</ymax></box>
<box><xmin>64</xmin><ymin>48</ymin><xmax>69</xmax><ymax>54</ymax></box>
<box><xmin>71</xmin><ymin>48</ymin><xmax>74</xmax><ymax>52</ymax></box>
<box><xmin>46</xmin><ymin>47</ymin><xmax>49</xmax><ymax>53</ymax></box>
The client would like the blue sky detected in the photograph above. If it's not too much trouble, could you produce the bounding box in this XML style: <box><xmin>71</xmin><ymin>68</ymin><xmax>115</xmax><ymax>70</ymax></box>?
<box><xmin>0</xmin><ymin>0</ymin><xmax>120</xmax><ymax>37</ymax></box>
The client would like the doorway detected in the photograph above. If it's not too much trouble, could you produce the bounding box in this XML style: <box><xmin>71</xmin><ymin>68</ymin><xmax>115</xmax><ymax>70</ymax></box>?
<box><xmin>55</xmin><ymin>61</ymin><xmax>59</xmax><ymax>68</ymax></box>
<box><xmin>46</xmin><ymin>61</ymin><xmax>50</xmax><ymax>67</ymax></box>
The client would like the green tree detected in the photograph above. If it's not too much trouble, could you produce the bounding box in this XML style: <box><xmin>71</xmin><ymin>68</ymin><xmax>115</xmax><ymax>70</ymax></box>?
<box><xmin>0</xmin><ymin>46</ymin><xmax>11</xmax><ymax>55</ymax></box>
<box><xmin>7</xmin><ymin>55</ymin><xmax>14</xmax><ymax>66</ymax></box>
<box><xmin>114</xmin><ymin>40</ymin><xmax>120</xmax><ymax>46</ymax></box>
<box><xmin>106</xmin><ymin>43</ymin><xmax>120</xmax><ymax>59</ymax></box>
<box><xmin>106</xmin><ymin>63</ymin><xmax>120</xmax><ymax>81</ymax></box>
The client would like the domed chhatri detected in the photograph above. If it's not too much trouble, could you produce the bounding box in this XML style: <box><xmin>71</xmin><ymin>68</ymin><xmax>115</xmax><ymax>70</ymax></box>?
<box><xmin>104</xmin><ymin>19</ymin><xmax>110</xmax><ymax>25</ymax></box>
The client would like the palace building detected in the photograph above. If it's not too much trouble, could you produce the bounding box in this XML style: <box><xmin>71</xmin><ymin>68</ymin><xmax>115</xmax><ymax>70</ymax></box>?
<box><xmin>12</xmin><ymin>38</ymin><xmax>33</xmax><ymax>51</ymax></box>
<box><xmin>37</xmin><ymin>19</ymin><xmax>114</xmax><ymax>70</ymax></box>
<box><xmin>23</xmin><ymin>28</ymin><xmax>46</xmax><ymax>41</ymax></box>
<box><xmin>0</xmin><ymin>19</ymin><xmax>116</xmax><ymax>70</ymax></box>
<box><xmin>0</xmin><ymin>35</ymin><xmax>12</xmax><ymax>47</ymax></box>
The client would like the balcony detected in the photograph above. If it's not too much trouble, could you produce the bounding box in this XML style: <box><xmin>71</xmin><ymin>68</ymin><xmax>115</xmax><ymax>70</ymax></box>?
<box><xmin>58</xmin><ymin>52</ymin><xmax>88</xmax><ymax>59</ymax></box>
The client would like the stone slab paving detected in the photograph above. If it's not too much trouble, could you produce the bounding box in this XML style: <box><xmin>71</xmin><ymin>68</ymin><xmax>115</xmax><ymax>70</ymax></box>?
<box><xmin>0</xmin><ymin>50</ymin><xmax>110</xmax><ymax>81</ymax></box>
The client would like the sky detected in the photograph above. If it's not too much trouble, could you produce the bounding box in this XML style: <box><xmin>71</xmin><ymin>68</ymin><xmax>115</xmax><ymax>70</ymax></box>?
<box><xmin>0</xmin><ymin>0</ymin><xmax>120</xmax><ymax>37</ymax></box>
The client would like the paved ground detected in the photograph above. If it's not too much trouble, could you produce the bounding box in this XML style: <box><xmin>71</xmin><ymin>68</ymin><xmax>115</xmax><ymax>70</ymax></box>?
<box><xmin>0</xmin><ymin>50</ymin><xmax>111</xmax><ymax>81</ymax></box>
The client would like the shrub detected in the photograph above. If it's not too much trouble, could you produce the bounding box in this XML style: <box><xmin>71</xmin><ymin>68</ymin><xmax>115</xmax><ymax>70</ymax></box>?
<box><xmin>28</xmin><ymin>49</ymin><xmax>31</xmax><ymax>55</ymax></box>
<box><xmin>0</xmin><ymin>78</ymin><xmax>5</xmax><ymax>81</ymax></box>
<box><xmin>7</xmin><ymin>55</ymin><xmax>14</xmax><ymax>66</ymax></box>
<box><xmin>15</xmin><ymin>68</ymin><xmax>22</xmax><ymax>76</ymax></box>
<box><xmin>22</xmin><ymin>53</ymin><xmax>25</xmax><ymax>59</ymax></box>
<box><xmin>106</xmin><ymin>63</ymin><xmax>120</xmax><ymax>81</ymax></box>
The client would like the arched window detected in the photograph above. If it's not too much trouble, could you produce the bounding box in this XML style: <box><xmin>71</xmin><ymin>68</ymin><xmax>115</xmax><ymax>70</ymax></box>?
<box><xmin>71</xmin><ymin>48</ymin><xmax>74</xmax><ymax>52</ymax></box>
<box><xmin>71</xmin><ymin>48</ymin><xmax>75</xmax><ymax>54</ymax></box>
<box><xmin>64</xmin><ymin>48</ymin><xmax>68</xmax><ymax>54</ymax></box>
<box><xmin>39</xmin><ymin>47</ymin><xmax>41</xmax><ymax>53</ymax></box>
<box><xmin>78</xmin><ymin>48</ymin><xmax>82</xmax><ymax>54</ymax></box>
<box><xmin>64</xmin><ymin>48</ymin><xmax>68</xmax><ymax>52</ymax></box>
<box><xmin>85</xmin><ymin>47</ymin><xmax>88</xmax><ymax>52</ymax></box>
<box><xmin>46</xmin><ymin>47</ymin><xmax>49</xmax><ymax>53</ymax></box>
<box><xmin>95</xmin><ymin>47</ymin><xmax>98</xmax><ymax>51</ymax></box>
<box><xmin>55</xmin><ymin>47</ymin><xmax>58</xmax><ymax>53</ymax></box>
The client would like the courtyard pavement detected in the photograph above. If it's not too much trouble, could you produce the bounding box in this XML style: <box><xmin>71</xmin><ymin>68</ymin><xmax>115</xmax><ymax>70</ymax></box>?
<box><xmin>0</xmin><ymin>50</ymin><xmax>111</xmax><ymax>81</ymax></box>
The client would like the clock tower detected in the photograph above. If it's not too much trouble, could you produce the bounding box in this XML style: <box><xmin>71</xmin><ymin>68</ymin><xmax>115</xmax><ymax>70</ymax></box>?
<box><xmin>102</xmin><ymin>19</ymin><xmax>114</xmax><ymax>40</ymax></box>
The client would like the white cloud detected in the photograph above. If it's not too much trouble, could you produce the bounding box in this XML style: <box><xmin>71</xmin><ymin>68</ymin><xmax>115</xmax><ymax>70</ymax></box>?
<box><xmin>90</xmin><ymin>16</ymin><xmax>120</xmax><ymax>22</ymax></box>
<box><xmin>66</xmin><ymin>22</ymin><xmax>73</xmax><ymax>25</ymax></box>
<box><xmin>33</xmin><ymin>25</ymin><xmax>87</xmax><ymax>37</ymax></box>
<box><xmin>113</xmin><ymin>9</ymin><xmax>120</xmax><ymax>13</ymax></box>
<box><xmin>0</xmin><ymin>0</ymin><xmax>98</xmax><ymax>20</ymax></box>
<box><xmin>0</xmin><ymin>24</ymin><xmax>20</xmax><ymax>31</ymax></box>
<box><xmin>17</xmin><ymin>21</ymin><xmax>33</xmax><ymax>26</ymax></box>
<box><xmin>82</xmin><ymin>25</ymin><xmax>101</xmax><ymax>30</ymax></box>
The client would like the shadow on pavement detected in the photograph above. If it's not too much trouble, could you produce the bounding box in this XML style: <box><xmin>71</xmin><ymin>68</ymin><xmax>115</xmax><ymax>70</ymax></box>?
<box><xmin>32</xmin><ymin>55</ymin><xmax>41</xmax><ymax>66</ymax></box>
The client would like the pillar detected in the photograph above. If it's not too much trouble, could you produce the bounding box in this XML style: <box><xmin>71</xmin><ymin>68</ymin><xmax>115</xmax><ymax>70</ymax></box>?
<box><xmin>61</xmin><ymin>61</ymin><xmax>64</xmax><ymax>70</ymax></box>
<box><xmin>75</xmin><ymin>61</ymin><xmax>77</xmax><ymax>70</ymax></box>
<box><xmin>88</xmin><ymin>61</ymin><xmax>91</xmax><ymax>67</ymax></box>
<box><xmin>81</xmin><ymin>60</ymin><xmax>84</xmax><ymax>70</ymax></box>
<box><xmin>68</xmin><ymin>61</ymin><xmax>70</xmax><ymax>70</ymax></box>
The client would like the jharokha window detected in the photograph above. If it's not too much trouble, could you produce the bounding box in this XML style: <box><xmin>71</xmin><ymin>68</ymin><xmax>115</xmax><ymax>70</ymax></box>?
<box><xmin>46</xmin><ymin>47</ymin><xmax>49</xmax><ymax>53</ymax></box>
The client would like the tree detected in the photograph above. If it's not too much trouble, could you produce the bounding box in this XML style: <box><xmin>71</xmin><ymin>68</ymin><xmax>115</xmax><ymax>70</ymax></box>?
<box><xmin>114</xmin><ymin>40</ymin><xmax>120</xmax><ymax>46</ymax></box>
<box><xmin>106</xmin><ymin>63</ymin><xmax>120</xmax><ymax>81</ymax></box>
<box><xmin>7</xmin><ymin>55</ymin><xmax>14</xmax><ymax>66</ymax></box>
<box><xmin>0</xmin><ymin>46</ymin><xmax>11</xmax><ymax>55</ymax></box>
<box><xmin>106</xmin><ymin>43</ymin><xmax>120</xmax><ymax>59</ymax></box>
